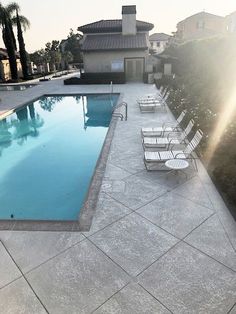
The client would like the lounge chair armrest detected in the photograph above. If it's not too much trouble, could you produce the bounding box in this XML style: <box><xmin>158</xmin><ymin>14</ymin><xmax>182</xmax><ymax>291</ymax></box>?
<box><xmin>167</xmin><ymin>132</ymin><xmax>179</xmax><ymax>140</ymax></box>
<box><xmin>167</xmin><ymin>143</ymin><xmax>174</xmax><ymax>150</ymax></box>
<box><xmin>163</xmin><ymin>121</ymin><xmax>175</xmax><ymax>126</ymax></box>
<box><xmin>172</xmin><ymin>125</ymin><xmax>181</xmax><ymax>132</ymax></box>
<box><xmin>173</xmin><ymin>152</ymin><xmax>187</xmax><ymax>159</ymax></box>
<box><xmin>173</xmin><ymin>152</ymin><xmax>198</xmax><ymax>159</ymax></box>
<box><xmin>162</xmin><ymin>123</ymin><xmax>171</xmax><ymax>130</ymax></box>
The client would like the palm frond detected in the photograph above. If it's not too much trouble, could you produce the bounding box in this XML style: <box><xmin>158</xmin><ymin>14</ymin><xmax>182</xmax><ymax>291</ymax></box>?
<box><xmin>12</xmin><ymin>15</ymin><xmax>30</xmax><ymax>30</ymax></box>
<box><xmin>0</xmin><ymin>3</ymin><xmax>6</xmax><ymax>25</ymax></box>
<box><xmin>6</xmin><ymin>2</ymin><xmax>20</xmax><ymax>15</ymax></box>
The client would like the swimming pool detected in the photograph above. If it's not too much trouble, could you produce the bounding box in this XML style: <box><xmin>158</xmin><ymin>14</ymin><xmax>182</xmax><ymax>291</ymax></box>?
<box><xmin>0</xmin><ymin>94</ymin><xmax>119</xmax><ymax>221</ymax></box>
<box><xmin>0</xmin><ymin>84</ymin><xmax>36</xmax><ymax>91</ymax></box>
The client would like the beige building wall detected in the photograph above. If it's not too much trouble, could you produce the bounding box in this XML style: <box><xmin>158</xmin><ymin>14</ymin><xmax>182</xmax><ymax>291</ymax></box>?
<box><xmin>0</xmin><ymin>60</ymin><xmax>11</xmax><ymax>81</ymax></box>
<box><xmin>225</xmin><ymin>11</ymin><xmax>236</xmax><ymax>33</ymax></box>
<box><xmin>17</xmin><ymin>60</ymin><xmax>22</xmax><ymax>78</ymax></box>
<box><xmin>83</xmin><ymin>50</ymin><xmax>148</xmax><ymax>73</ymax></box>
<box><xmin>0</xmin><ymin>59</ymin><xmax>22</xmax><ymax>81</ymax></box>
<box><xmin>177</xmin><ymin>13</ymin><xmax>225</xmax><ymax>41</ymax></box>
<box><xmin>150</xmin><ymin>40</ymin><xmax>168</xmax><ymax>54</ymax></box>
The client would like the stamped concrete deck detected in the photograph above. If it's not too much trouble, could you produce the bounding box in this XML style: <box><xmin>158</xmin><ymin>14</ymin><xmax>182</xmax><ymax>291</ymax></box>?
<box><xmin>0</xmin><ymin>75</ymin><xmax>236</xmax><ymax>313</ymax></box>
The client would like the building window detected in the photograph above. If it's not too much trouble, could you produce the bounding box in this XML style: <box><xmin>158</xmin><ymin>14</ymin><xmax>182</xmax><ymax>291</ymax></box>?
<box><xmin>197</xmin><ymin>20</ymin><xmax>205</xmax><ymax>29</ymax></box>
<box><xmin>111</xmin><ymin>60</ymin><xmax>124</xmax><ymax>72</ymax></box>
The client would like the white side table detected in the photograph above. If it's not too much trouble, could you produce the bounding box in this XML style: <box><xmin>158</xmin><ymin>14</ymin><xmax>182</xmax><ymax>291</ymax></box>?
<box><xmin>165</xmin><ymin>159</ymin><xmax>189</xmax><ymax>177</ymax></box>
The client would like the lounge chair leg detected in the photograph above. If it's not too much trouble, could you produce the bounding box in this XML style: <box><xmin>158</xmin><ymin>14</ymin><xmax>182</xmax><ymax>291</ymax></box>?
<box><xmin>144</xmin><ymin>158</ymin><xmax>148</xmax><ymax>170</ymax></box>
<box><xmin>193</xmin><ymin>159</ymin><xmax>198</xmax><ymax>172</ymax></box>
<box><xmin>144</xmin><ymin>158</ymin><xmax>153</xmax><ymax>171</ymax></box>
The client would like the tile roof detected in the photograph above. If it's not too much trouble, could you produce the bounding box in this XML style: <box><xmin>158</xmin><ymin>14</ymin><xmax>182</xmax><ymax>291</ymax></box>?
<box><xmin>0</xmin><ymin>48</ymin><xmax>20</xmax><ymax>59</ymax></box>
<box><xmin>0</xmin><ymin>48</ymin><xmax>8</xmax><ymax>59</ymax></box>
<box><xmin>178</xmin><ymin>11</ymin><xmax>224</xmax><ymax>25</ymax></box>
<box><xmin>78</xmin><ymin>19</ymin><xmax>154</xmax><ymax>33</ymax></box>
<box><xmin>81</xmin><ymin>33</ymin><xmax>148</xmax><ymax>51</ymax></box>
<box><xmin>149</xmin><ymin>33</ymin><xmax>171</xmax><ymax>41</ymax></box>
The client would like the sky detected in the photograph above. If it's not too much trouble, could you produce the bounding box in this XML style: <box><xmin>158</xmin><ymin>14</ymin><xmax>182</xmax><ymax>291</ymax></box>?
<box><xmin>0</xmin><ymin>0</ymin><xmax>235</xmax><ymax>52</ymax></box>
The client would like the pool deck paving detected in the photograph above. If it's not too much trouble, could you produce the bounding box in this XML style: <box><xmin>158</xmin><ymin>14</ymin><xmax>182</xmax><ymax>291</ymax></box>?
<box><xmin>0</xmin><ymin>74</ymin><xmax>236</xmax><ymax>313</ymax></box>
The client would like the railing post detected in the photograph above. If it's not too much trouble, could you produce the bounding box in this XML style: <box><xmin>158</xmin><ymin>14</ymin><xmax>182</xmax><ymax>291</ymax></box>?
<box><xmin>112</xmin><ymin>102</ymin><xmax>128</xmax><ymax>121</ymax></box>
<box><xmin>110</xmin><ymin>81</ymin><xmax>113</xmax><ymax>95</ymax></box>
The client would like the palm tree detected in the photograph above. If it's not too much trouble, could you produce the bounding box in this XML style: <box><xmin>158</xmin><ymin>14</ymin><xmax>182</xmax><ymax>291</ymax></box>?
<box><xmin>0</xmin><ymin>2</ymin><xmax>17</xmax><ymax>49</ymax></box>
<box><xmin>12</xmin><ymin>11</ymin><xmax>30</xmax><ymax>79</ymax></box>
<box><xmin>0</xmin><ymin>2</ymin><xmax>30</xmax><ymax>80</ymax></box>
<box><xmin>0</xmin><ymin>2</ymin><xmax>18</xmax><ymax>80</ymax></box>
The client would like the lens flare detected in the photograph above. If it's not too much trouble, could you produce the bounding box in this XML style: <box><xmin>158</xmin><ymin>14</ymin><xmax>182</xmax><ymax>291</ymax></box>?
<box><xmin>205</xmin><ymin>87</ymin><xmax>236</xmax><ymax>165</ymax></box>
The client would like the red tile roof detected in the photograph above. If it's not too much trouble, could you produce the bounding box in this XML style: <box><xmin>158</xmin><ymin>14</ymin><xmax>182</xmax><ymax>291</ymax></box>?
<box><xmin>82</xmin><ymin>33</ymin><xmax>148</xmax><ymax>51</ymax></box>
<box><xmin>78</xmin><ymin>19</ymin><xmax>153</xmax><ymax>34</ymax></box>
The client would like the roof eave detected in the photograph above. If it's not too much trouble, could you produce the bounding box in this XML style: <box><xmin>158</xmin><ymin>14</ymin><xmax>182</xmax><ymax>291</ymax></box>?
<box><xmin>79</xmin><ymin>27</ymin><xmax>153</xmax><ymax>34</ymax></box>
<box><xmin>78</xmin><ymin>27</ymin><xmax>121</xmax><ymax>34</ymax></box>
<box><xmin>82</xmin><ymin>47</ymin><xmax>148</xmax><ymax>52</ymax></box>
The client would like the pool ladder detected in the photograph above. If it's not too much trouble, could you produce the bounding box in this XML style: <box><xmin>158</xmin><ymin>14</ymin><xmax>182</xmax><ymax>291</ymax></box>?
<box><xmin>112</xmin><ymin>102</ymin><xmax>128</xmax><ymax>121</ymax></box>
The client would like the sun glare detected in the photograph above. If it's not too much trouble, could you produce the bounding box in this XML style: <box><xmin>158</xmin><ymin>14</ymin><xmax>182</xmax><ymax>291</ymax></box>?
<box><xmin>205</xmin><ymin>86</ymin><xmax>236</xmax><ymax>165</ymax></box>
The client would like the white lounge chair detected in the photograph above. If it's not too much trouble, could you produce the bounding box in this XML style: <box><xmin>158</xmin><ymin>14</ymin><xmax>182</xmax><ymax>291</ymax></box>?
<box><xmin>138</xmin><ymin>98</ymin><xmax>160</xmax><ymax>104</ymax></box>
<box><xmin>141</xmin><ymin>109</ymin><xmax>187</xmax><ymax>137</ymax></box>
<box><xmin>138</xmin><ymin>94</ymin><xmax>159</xmax><ymax>102</ymax></box>
<box><xmin>142</xmin><ymin>119</ymin><xmax>194</xmax><ymax>149</ymax></box>
<box><xmin>138</xmin><ymin>92</ymin><xmax>168</xmax><ymax>113</ymax></box>
<box><xmin>144</xmin><ymin>129</ymin><xmax>203</xmax><ymax>171</ymax></box>
<box><xmin>138</xmin><ymin>86</ymin><xmax>165</xmax><ymax>102</ymax></box>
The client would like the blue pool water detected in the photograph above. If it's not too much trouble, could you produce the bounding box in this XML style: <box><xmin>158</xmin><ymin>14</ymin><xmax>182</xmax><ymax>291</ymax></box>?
<box><xmin>0</xmin><ymin>94</ymin><xmax>119</xmax><ymax>220</ymax></box>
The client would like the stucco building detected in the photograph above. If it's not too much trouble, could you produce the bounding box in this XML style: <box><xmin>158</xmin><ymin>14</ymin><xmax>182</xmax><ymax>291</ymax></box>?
<box><xmin>175</xmin><ymin>12</ymin><xmax>225</xmax><ymax>42</ymax></box>
<box><xmin>225</xmin><ymin>11</ymin><xmax>236</xmax><ymax>33</ymax></box>
<box><xmin>77</xmin><ymin>5</ymin><xmax>154</xmax><ymax>82</ymax></box>
<box><xmin>0</xmin><ymin>48</ymin><xmax>22</xmax><ymax>82</ymax></box>
<box><xmin>149</xmin><ymin>33</ymin><xmax>171</xmax><ymax>54</ymax></box>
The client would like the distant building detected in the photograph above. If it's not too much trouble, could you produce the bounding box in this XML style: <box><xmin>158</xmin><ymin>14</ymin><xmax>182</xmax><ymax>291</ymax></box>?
<box><xmin>175</xmin><ymin>11</ymin><xmax>225</xmax><ymax>42</ymax></box>
<box><xmin>149</xmin><ymin>33</ymin><xmax>171</xmax><ymax>54</ymax></box>
<box><xmin>0</xmin><ymin>48</ymin><xmax>22</xmax><ymax>82</ymax></box>
<box><xmin>78</xmin><ymin>5</ymin><xmax>154</xmax><ymax>82</ymax></box>
<box><xmin>225</xmin><ymin>11</ymin><xmax>236</xmax><ymax>33</ymax></box>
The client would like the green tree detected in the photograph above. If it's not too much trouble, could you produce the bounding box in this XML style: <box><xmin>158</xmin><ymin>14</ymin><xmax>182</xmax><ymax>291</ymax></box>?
<box><xmin>45</xmin><ymin>40</ymin><xmax>62</xmax><ymax>71</ymax></box>
<box><xmin>61</xmin><ymin>50</ymin><xmax>73</xmax><ymax>70</ymax></box>
<box><xmin>65</xmin><ymin>28</ymin><xmax>83</xmax><ymax>63</ymax></box>
<box><xmin>29</xmin><ymin>49</ymin><xmax>50</xmax><ymax>77</ymax></box>
<box><xmin>30</xmin><ymin>49</ymin><xmax>47</xmax><ymax>67</ymax></box>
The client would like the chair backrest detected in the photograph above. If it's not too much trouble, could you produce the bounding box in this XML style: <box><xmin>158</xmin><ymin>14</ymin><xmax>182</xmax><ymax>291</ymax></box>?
<box><xmin>176</xmin><ymin>110</ymin><xmax>187</xmax><ymax>125</ymax></box>
<box><xmin>162</xmin><ymin>87</ymin><xmax>168</xmax><ymax>97</ymax></box>
<box><xmin>180</xmin><ymin>119</ymin><xmax>194</xmax><ymax>141</ymax></box>
<box><xmin>184</xmin><ymin>129</ymin><xmax>203</xmax><ymax>155</ymax></box>
<box><xmin>163</xmin><ymin>91</ymin><xmax>169</xmax><ymax>101</ymax></box>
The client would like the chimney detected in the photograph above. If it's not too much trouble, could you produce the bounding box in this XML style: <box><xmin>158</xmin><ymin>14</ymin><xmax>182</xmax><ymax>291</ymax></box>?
<box><xmin>122</xmin><ymin>5</ymin><xmax>137</xmax><ymax>35</ymax></box>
